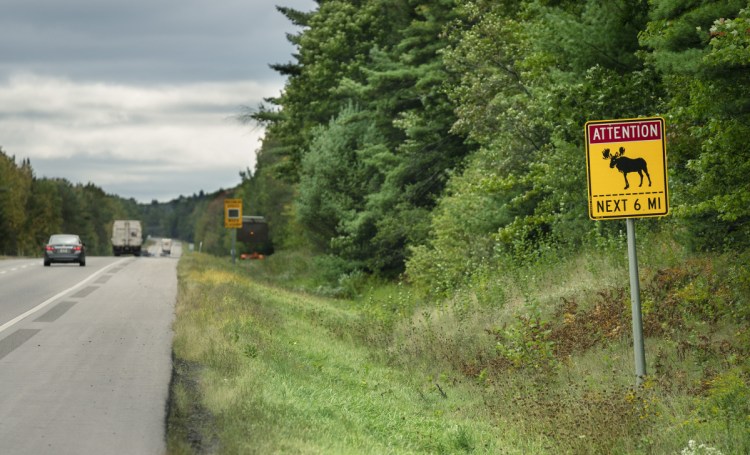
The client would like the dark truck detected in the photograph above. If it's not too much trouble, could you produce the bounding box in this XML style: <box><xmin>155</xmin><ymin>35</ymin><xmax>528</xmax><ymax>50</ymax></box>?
<box><xmin>237</xmin><ymin>216</ymin><xmax>273</xmax><ymax>256</ymax></box>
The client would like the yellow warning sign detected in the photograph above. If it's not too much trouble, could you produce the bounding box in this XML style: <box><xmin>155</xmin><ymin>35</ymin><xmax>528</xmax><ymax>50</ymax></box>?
<box><xmin>585</xmin><ymin>117</ymin><xmax>669</xmax><ymax>220</ymax></box>
<box><xmin>224</xmin><ymin>198</ymin><xmax>242</xmax><ymax>229</ymax></box>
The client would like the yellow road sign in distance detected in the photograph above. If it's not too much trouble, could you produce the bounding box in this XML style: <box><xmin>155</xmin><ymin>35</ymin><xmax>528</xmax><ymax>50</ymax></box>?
<box><xmin>224</xmin><ymin>198</ymin><xmax>242</xmax><ymax>228</ymax></box>
<box><xmin>585</xmin><ymin>117</ymin><xmax>668</xmax><ymax>220</ymax></box>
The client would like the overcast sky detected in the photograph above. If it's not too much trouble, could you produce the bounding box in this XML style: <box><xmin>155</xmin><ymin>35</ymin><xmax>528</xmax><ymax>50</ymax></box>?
<box><xmin>0</xmin><ymin>0</ymin><xmax>317</xmax><ymax>202</ymax></box>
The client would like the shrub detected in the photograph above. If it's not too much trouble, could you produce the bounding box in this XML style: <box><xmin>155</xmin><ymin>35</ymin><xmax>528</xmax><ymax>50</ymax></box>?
<box><xmin>695</xmin><ymin>369</ymin><xmax>750</xmax><ymax>454</ymax></box>
<box><xmin>494</xmin><ymin>313</ymin><xmax>557</xmax><ymax>374</ymax></box>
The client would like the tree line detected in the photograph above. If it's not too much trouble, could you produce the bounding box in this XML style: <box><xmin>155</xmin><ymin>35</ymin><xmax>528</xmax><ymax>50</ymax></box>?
<box><xmin>0</xmin><ymin>147</ymin><xmax>232</xmax><ymax>257</ymax></box>
<box><xmin>236</xmin><ymin>0</ymin><xmax>750</xmax><ymax>291</ymax></box>
<box><xmin>0</xmin><ymin>149</ymin><xmax>132</xmax><ymax>256</ymax></box>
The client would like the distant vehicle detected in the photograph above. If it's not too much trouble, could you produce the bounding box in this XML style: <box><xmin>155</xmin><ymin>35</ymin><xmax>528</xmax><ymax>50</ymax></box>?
<box><xmin>161</xmin><ymin>238</ymin><xmax>172</xmax><ymax>256</ymax></box>
<box><xmin>44</xmin><ymin>234</ymin><xmax>86</xmax><ymax>267</ymax></box>
<box><xmin>237</xmin><ymin>216</ymin><xmax>273</xmax><ymax>255</ymax></box>
<box><xmin>111</xmin><ymin>220</ymin><xmax>143</xmax><ymax>256</ymax></box>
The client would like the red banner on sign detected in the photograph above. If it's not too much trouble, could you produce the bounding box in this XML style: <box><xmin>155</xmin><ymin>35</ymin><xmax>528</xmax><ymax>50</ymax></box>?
<box><xmin>587</xmin><ymin>120</ymin><xmax>662</xmax><ymax>144</ymax></box>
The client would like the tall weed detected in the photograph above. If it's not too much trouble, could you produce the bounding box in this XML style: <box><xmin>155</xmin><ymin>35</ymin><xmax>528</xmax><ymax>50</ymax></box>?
<box><xmin>692</xmin><ymin>369</ymin><xmax>750</xmax><ymax>454</ymax></box>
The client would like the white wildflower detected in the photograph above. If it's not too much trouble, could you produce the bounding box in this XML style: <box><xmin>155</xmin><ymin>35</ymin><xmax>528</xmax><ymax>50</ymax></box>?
<box><xmin>680</xmin><ymin>440</ymin><xmax>724</xmax><ymax>455</ymax></box>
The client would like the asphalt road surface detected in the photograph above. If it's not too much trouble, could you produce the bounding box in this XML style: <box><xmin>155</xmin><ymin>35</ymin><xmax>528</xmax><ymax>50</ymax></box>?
<box><xmin>0</xmin><ymin>251</ymin><xmax>178</xmax><ymax>455</ymax></box>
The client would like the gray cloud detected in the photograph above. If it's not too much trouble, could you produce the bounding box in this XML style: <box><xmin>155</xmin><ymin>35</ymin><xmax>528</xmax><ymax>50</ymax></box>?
<box><xmin>1</xmin><ymin>0</ymin><xmax>314</xmax><ymax>84</ymax></box>
<box><xmin>0</xmin><ymin>0</ymin><xmax>316</xmax><ymax>202</ymax></box>
<box><xmin>32</xmin><ymin>154</ymin><xmax>240</xmax><ymax>203</ymax></box>
<box><xmin>0</xmin><ymin>75</ymin><xmax>271</xmax><ymax>200</ymax></box>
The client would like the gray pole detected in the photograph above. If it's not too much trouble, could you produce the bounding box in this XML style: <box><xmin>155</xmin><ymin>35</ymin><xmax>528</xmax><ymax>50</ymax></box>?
<box><xmin>626</xmin><ymin>218</ymin><xmax>646</xmax><ymax>386</ymax></box>
<box><xmin>231</xmin><ymin>228</ymin><xmax>237</xmax><ymax>265</ymax></box>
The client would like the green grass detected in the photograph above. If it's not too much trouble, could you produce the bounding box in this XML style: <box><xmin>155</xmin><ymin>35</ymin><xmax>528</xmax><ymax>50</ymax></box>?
<box><xmin>167</xmin><ymin>247</ymin><xmax>750</xmax><ymax>454</ymax></box>
<box><xmin>168</xmin><ymin>253</ymin><xmax>519</xmax><ymax>454</ymax></box>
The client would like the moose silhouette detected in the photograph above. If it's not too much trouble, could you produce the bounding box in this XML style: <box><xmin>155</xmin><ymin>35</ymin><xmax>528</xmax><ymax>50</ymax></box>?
<box><xmin>602</xmin><ymin>146</ymin><xmax>651</xmax><ymax>190</ymax></box>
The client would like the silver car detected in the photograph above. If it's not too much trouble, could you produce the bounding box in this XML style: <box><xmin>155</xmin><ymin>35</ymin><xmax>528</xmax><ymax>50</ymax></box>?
<box><xmin>44</xmin><ymin>234</ymin><xmax>86</xmax><ymax>267</ymax></box>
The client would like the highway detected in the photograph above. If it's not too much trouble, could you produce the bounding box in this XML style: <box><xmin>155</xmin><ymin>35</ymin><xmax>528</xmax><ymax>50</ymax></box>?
<box><xmin>0</xmin><ymin>242</ymin><xmax>180</xmax><ymax>454</ymax></box>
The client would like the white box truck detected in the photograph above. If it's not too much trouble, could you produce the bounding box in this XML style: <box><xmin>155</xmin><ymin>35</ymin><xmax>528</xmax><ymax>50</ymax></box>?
<box><xmin>161</xmin><ymin>238</ymin><xmax>172</xmax><ymax>256</ymax></box>
<box><xmin>111</xmin><ymin>220</ymin><xmax>143</xmax><ymax>256</ymax></box>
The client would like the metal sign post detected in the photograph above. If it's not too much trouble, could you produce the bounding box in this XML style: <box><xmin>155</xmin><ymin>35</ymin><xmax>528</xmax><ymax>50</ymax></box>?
<box><xmin>626</xmin><ymin>218</ymin><xmax>646</xmax><ymax>386</ymax></box>
<box><xmin>584</xmin><ymin>117</ymin><xmax>668</xmax><ymax>387</ymax></box>
<box><xmin>231</xmin><ymin>229</ymin><xmax>237</xmax><ymax>265</ymax></box>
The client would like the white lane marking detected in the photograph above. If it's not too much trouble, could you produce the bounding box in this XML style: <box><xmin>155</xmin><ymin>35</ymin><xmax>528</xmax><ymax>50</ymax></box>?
<box><xmin>0</xmin><ymin>258</ymin><xmax>131</xmax><ymax>335</ymax></box>
<box><xmin>0</xmin><ymin>261</ymin><xmax>38</xmax><ymax>275</ymax></box>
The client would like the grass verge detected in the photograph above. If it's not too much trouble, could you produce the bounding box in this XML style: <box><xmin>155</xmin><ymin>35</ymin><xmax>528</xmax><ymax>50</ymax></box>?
<box><xmin>167</xmin><ymin>253</ymin><xmax>518</xmax><ymax>454</ymax></box>
<box><xmin>167</xmin><ymin>247</ymin><xmax>750</xmax><ymax>454</ymax></box>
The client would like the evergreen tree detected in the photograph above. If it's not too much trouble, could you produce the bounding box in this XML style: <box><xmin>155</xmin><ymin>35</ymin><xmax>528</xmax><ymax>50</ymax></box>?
<box><xmin>0</xmin><ymin>150</ymin><xmax>32</xmax><ymax>255</ymax></box>
<box><xmin>641</xmin><ymin>0</ymin><xmax>750</xmax><ymax>250</ymax></box>
<box><xmin>24</xmin><ymin>178</ymin><xmax>64</xmax><ymax>252</ymax></box>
